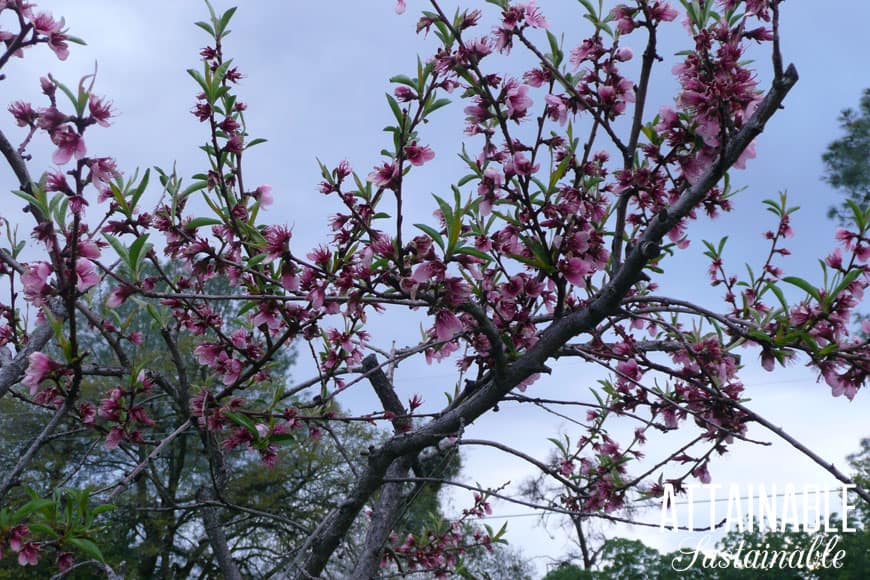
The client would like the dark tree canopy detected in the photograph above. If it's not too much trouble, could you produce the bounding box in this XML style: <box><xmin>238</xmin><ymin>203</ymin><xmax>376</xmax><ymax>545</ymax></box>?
<box><xmin>822</xmin><ymin>88</ymin><xmax>870</xmax><ymax>222</ymax></box>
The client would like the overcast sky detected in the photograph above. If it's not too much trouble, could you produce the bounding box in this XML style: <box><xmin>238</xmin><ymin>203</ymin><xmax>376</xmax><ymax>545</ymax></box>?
<box><xmin>3</xmin><ymin>1</ymin><xmax>869</xmax><ymax>576</ymax></box>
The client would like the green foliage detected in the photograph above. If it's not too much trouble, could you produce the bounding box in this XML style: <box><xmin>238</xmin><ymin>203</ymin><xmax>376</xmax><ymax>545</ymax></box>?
<box><xmin>543</xmin><ymin>563</ymin><xmax>593</xmax><ymax>580</ymax></box>
<box><xmin>822</xmin><ymin>88</ymin><xmax>870</xmax><ymax>223</ymax></box>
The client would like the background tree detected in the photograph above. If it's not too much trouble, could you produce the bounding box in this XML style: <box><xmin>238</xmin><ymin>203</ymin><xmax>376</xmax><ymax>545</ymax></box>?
<box><xmin>822</xmin><ymin>88</ymin><xmax>870</xmax><ymax>223</ymax></box>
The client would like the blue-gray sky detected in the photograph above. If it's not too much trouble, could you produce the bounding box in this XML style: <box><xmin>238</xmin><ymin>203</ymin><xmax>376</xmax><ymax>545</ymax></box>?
<box><xmin>3</xmin><ymin>1</ymin><xmax>869</xmax><ymax>576</ymax></box>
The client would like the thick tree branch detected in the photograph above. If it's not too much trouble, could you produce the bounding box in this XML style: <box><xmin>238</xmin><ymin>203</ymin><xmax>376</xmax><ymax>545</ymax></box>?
<box><xmin>351</xmin><ymin>455</ymin><xmax>416</xmax><ymax>579</ymax></box>
<box><xmin>285</xmin><ymin>62</ymin><xmax>799</xmax><ymax>580</ymax></box>
<box><xmin>198</xmin><ymin>488</ymin><xmax>243</xmax><ymax>580</ymax></box>
<box><xmin>0</xmin><ymin>397</ymin><xmax>72</xmax><ymax>501</ymax></box>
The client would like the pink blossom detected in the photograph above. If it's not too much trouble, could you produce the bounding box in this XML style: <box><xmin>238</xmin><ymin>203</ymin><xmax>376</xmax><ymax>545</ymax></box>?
<box><xmin>194</xmin><ymin>343</ymin><xmax>223</xmax><ymax>366</ymax></box>
<box><xmin>616</xmin><ymin>358</ymin><xmax>641</xmax><ymax>381</ymax></box>
<box><xmin>225</xmin><ymin>133</ymin><xmax>243</xmax><ymax>154</ymax></box>
<box><xmin>692</xmin><ymin>463</ymin><xmax>712</xmax><ymax>484</ymax></box>
<box><xmin>760</xmin><ymin>350</ymin><xmax>775</xmax><ymax>372</ymax></box>
<box><xmin>434</xmin><ymin>310</ymin><xmax>462</xmax><ymax>341</ymax></box>
<box><xmin>21</xmin><ymin>261</ymin><xmax>53</xmax><ymax>304</ymax></box>
<box><xmin>79</xmin><ymin>402</ymin><xmax>97</xmax><ymax>424</ymax></box>
<box><xmin>76</xmin><ymin>259</ymin><xmax>100</xmax><ymax>292</ymax></box>
<box><xmin>394</xmin><ymin>86</ymin><xmax>416</xmax><ymax>102</ymax></box>
<box><xmin>8</xmin><ymin>525</ymin><xmax>29</xmax><ymax>552</ymax></box>
<box><xmin>835</xmin><ymin>228</ymin><xmax>855</xmax><ymax>250</ymax></box>
<box><xmin>524</xmin><ymin>1</ymin><xmax>548</xmax><ymax>29</ymax></box>
<box><xmin>88</xmin><ymin>94</ymin><xmax>114</xmax><ymax>126</ymax></box>
<box><xmin>733</xmin><ymin>141</ymin><xmax>756</xmax><ymax>170</ymax></box>
<box><xmin>560</xmin><ymin>257</ymin><xmax>592</xmax><ymax>286</ymax></box>
<box><xmin>57</xmin><ymin>552</ymin><xmax>74</xmax><ymax>573</ymax></box>
<box><xmin>825</xmin><ymin>248</ymin><xmax>843</xmax><ymax>270</ymax></box>
<box><xmin>570</xmin><ymin>38</ymin><xmax>602</xmax><ymax>69</ymax></box>
<box><xmin>263</xmin><ymin>225</ymin><xmax>292</xmax><ymax>259</ymax></box>
<box><xmin>45</xmin><ymin>171</ymin><xmax>71</xmax><ymax>195</ymax></box>
<box><xmin>523</xmin><ymin>68</ymin><xmax>549</xmax><ymax>87</ymax></box>
<box><xmin>77</xmin><ymin>239</ymin><xmax>103</xmax><ymax>259</ymax></box>
<box><xmin>503</xmin><ymin>78</ymin><xmax>533</xmax><ymax>121</ymax></box>
<box><xmin>404</xmin><ymin>141</ymin><xmax>435</xmax><ymax>166</ymax></box>
<box><xmin>509</xmin><ymin>152</ymin><xmax>539</xmax><ymax>176</ymax></box>
<box><xmin>544</xmin><ymin>94</ymin><xmax>568</xmax><ymax>126</ymax></box>
<box><xmin>23</xmin><ymin>352</ymin><xmax>62</xmax><ymax>394</ymax></box>
<box><xmin>36</xmin><ymin>106</ymin><xmax>67</xmax><ymax>132</ymax></box>
<box><xmin>411</xmin><ymin>261</ymin><xmax>446</xmax><ymax>283</ymax></box>
<box><xmin>395</xmin><ymin>0</ymin><xmax>406</xmax><ymax>14</ymax></box>
<box><xmin>130</xmin><ymin>405</ymin><xmax>156</xmax><ymax>427</ymax></box>
<box><xmin>17</xmin><ymin>541</ymin><xmax>40</xmax><ymax>566</ymax></box>
<box><xmin>33</xmin><ymin>12</ymin><xmax>61</xmax><ymax>34</ymax></box>
<box><xmin>8</xmin><ymin>101</ymin><xmax>37</xmax><ymax>126</ymax></box>
<box><xmin>614</xmin><ymin>47</ymin><xmax>633</xmax><ymax>61</ymax></box>
<box><xmin>255</xmin><ymin>184</ymin><xmax>273</xmax><ymax>207</ymax></box>
<box><xmin>33</xmin><ymin>12</ymin><xmax>69</xmax><ymax>60</ymax></box>
<box><xmin>106</xmin><ymin>284</ymin><xmax>135</xmax><ymax>308</ymax></box>
<box><xmin>216</xmin><ymin>351</ymin><xmax>242</xmax><ymax>385</ymax></box>
<box><xmin>105</xmin><ymin>426</ymin><xmax>125</xmax><ymax>450</ymax></box>
<box><xmin>368</xmin><ymin>161</ymin><xmax>399</xmax><ymax>188</ymax></box>
<box><xmin>611</xmin><ymin>5</ymin><xmax>637</xmax><ymax>34</ymax></box>
<box><xmin>649</xmin><ymin>1</ymin><xmax>679</xmax><ymax>22</ymax></box>
<box><xmin>89</xmin><ymin>156</ymin><xmax>120</xmax><ymax>191</ymax></box>
<box><xmin>51</xmin><ymin>126</ymin><xmax>86</xmax><ymax>165</ymax></box>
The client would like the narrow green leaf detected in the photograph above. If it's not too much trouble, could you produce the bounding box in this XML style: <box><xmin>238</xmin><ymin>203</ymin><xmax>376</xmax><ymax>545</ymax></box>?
<box><xmin>185</xmin><ymin>217</ymin><xmax>223</xmax><ymax>230</ymax></box>
<box><xmin>414</xmin><ymin>223</ymin><xmax>445</xmax><ymax>251</ymax></box>
<box><xmin>223</xmin><ymin>411</ymin><xmax>258</xmax><ymax>437</ymax></box>
<box><xmin>386</xmin><ymin>94</ymin><xmax>405</xmax><ymax>126</ymax></box>
<box><xmin>67</xmin><ymin>537</ymin><xmax>106</xmax><ymax>563</ymax></box>
<box><xmin>453</xmin><ymin>246</ymin><xmax>491</xmax><ymax>261</ymax></box>
<box><xmin>781</xmin><ymin>276</ymin><xmax>821</xmax><ymax>302</ymax></box>
<box><xmin>194</xmin><ymin>21</ymin><xmax>215</xmax><ymax>36</ymax></box>
<box><xmin>12</xmin><ymin>499</ymin><xmax>55</xmax><ymax>522</ymax></box>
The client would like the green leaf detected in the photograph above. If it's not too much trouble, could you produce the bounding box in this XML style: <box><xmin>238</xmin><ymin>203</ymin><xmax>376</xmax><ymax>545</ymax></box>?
<box><xmin>453</xmin><ymin>246</ymin><xmax>491</xmax><ymax>261</ymax></box>
<box><xmin>389</xmin><ymin>74</ymin><xmax>417</xmax><ymax>88</ymax></box>
<box><xmin>12</xmin><ymin>189</ymin><xmax>47</xmax><ymax>217</ymax></box>
<box><xmin>27</xmin><ymin>523</ymin><xmax>58</xmax><ymax>537</ymax></box>
<box><xmin>247</xmin><ymin>253</ymin><xmax>268</xmax><ymax>267</ymax></box>
<box><xmin>194</xmin><ymin>21</ymin><xmax>215</xmax><ymax>36</ymax></box>
<box><xmin>386</xmin><ymin>93</ymin><xmax>405</xmax><ymax>126</ymax></box>
<box><xmin>128</xmin><ymin>235</ymin><xmax>151</xmax><ymax>274</ymax></box>
<box><xmin>186</xmin><ymin>68</ymin><xmax>209</xmax><ymax>94</ymax></box>
<box><xmin>92</xmin><ymin>504</ymin><xmax>115</xmax><ymax>516</ymax></box>
<box><xmin>763</xmin><ymin>281</ymin><xmax>789</xmax><ymax>312</ymax></box>
<box><xmin>218</xmin><ymin>6</ymin><xmax>238</xmax><ymax>36</ymax></box>
<box><xmin>831</xmin><ymin>269</ymin><xmax>864</xmax><ymax>302</ymax></box>
<box><xmin>185</xmin><ymin>217</ymin><xmax>223</xmax><ymax>231</ymax></box>
<box><xmin>67</xmin><ymin>537</ymin><xmax>106</xmax><ymax>563</ymax></box>
<box><xmin>524</xmin><ymin>237</ymin><xmax>553</xmax><ymax>269</ymax></box>
<box><xmin>12</xmin><ymin>498</ymin><xmax>55</xmax><ymax>522</ymax></box>
<box><xmin>245</xmin><ymin>138</ymin><xmax>268</xmax><ymax>149</ymax></box>
<box><xmin>577</xmin><ymin>0</ymin><xmax>597</xmax><ymax>17</ymax></box>
<box><xmin>270</xmin><ymin>433</ymin><xmax>296</xmax><ymax>446</ymax></box>
<box><xmin>425</xmin><ymin>97</ymin><xmax>451</xmax><ymax>115</ymax></box>
<box><xmin>223</xmin><ymin>411</ymin><xmax>258</xmax><ymax>437</ymax></box>
<box><xmin>130</xmin><ymin>168</ymin><xmax>151</xmax><ymax>209</ymax></box>
<box><xmin>414</xmin><ymin>223</ymin><xmax>445</xmax><ymax>251</ymax></box>
<box><xmin>548</xmin><ymin>151</ymin><xmax>573</xmax><ymax>192</ymax></box>
<box><xmin>103</xmin><ymin>234</ymin><xmax>130</xmax><ymax>265</ymax></box>
<box><xmin>781</xmin><ymin>276</ymin><xmax>821</xmax><ymax>302</ymax></box>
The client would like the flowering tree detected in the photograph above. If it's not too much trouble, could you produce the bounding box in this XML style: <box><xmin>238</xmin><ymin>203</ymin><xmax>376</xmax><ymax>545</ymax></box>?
<box><xmin>0</xmin><ymin>0</ymin><xmax>867</xmax><ymax>578</ymax></box>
